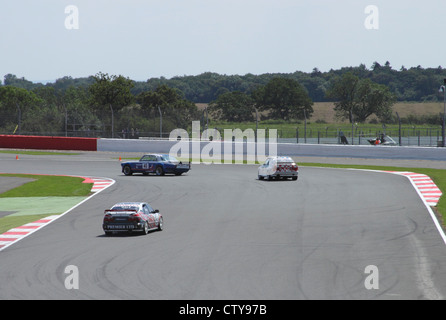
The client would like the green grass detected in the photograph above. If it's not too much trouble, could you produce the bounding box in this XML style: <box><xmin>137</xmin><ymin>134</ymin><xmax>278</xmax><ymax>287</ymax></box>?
<box><xmin>206</xmin><ymin>120</ymin><xmax>439</xmax><ymax>139</ymax></box>
<box><xmin>0</xmin><ymin>174</ymin><xmax>93</xmax><ymax>234</ymax></box>
<box><xmin>0</xmin><ymin>150</ymin><xmax>80</xmax><ymax>155</ymax></box>
<box><xmin>0</xmin><ymin>174</ymin><xmax>92</xmax><ymax>198</ymax></box>
<box><xmin>299</xmin><ymin>163</ymin><xmax>446</xmax><ymax>226</ymax></box>
<box><xmin>0</xmin><ymin>214</ymin><xmax>53</xmax><ymax>234</ymax></box>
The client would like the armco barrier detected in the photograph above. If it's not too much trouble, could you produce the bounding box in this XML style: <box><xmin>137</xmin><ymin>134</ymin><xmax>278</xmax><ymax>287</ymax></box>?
<box><xmin>0</xmin><ymin>135</ymin><xmax>98</xmax><ymax>151</ymax></box>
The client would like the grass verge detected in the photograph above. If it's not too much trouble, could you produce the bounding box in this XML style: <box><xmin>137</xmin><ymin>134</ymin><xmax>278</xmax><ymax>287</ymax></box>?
<box><xmin>0</xmin><ymin>150</ymin><xmax>80</xmax><ymax>155</ymax></box>
<box><xmin>0</xmin><ymin>174</ymin><xmax>93</xmax><ymax>234</ymax></box>
<box><xmin>0</xmin><ymin>214</ymin><xmax>53</xmax><ymax>234</ymax></box>
<box><xmin>0</xmin><ymin>174</ymin><xmax>92</xmax><ymax>197</ymax></box>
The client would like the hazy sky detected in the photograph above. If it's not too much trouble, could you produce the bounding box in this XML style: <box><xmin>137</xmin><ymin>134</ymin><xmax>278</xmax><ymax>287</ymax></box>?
<box><xmin>1</xmin><ymin>0</ymin><xmax>445</xmax><ymax>83</ymax></box>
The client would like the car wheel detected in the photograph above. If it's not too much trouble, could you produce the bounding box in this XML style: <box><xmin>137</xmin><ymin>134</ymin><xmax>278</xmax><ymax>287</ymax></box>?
<box><xmin>258</xmin><ymin>174</ymin><xmax>264</xmax><ymax>180</ymax></box>
<box><xmin>155</xmin><ymin>166</ymin><xmax>164</xmax><ymax>176</ymax></box>
<box><xmin>292</xmin><ymin>176</ymin><xmax>298</xmax><ymax>181</ymax></box>
<box><xmin>158</xmin><ymin>217</ymin><xmax>163</xmax><ymax>231</ymax></box>
<box><xmin>123</xmin><ymin>165</ymin><xmax>133</xmax><ymax>176</ymax></box>
<box><xmin>142</xmin><ymin>222</ymin><xmax>149</xmax><ymax>235</ymax></box>
<box><xmin>267</xmin><ymin>175</ymin><xmax>272</xmax><ymax>181</ymax></box>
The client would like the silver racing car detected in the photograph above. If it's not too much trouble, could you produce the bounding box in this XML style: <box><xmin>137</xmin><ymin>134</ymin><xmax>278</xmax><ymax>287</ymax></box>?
<box><xmin>102</xmin><ymin>202</ymin><xmax>163</xmax><ymax>236</ymax></box>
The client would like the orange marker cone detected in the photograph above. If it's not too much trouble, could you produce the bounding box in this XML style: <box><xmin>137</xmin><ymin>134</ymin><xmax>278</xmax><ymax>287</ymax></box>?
<box><xmin>16</xmin><ymin>155</ymin><xmax>19</xmax><ymax>160</ymax></box>
<box><xmin>119</xmin><ymin>156</ymin><xmax>121</xmax><ymax>161</ymax></box>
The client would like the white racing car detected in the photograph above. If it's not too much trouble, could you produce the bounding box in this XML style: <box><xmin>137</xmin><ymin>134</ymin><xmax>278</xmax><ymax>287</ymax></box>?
<box><xmin>258</xmin><ymin>156</ymin><xmax>298</xmax><ymax>181</ymax></box>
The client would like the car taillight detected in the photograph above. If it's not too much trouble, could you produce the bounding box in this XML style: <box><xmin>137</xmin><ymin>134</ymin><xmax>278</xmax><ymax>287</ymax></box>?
<box><xmin>104</xmin><ymin>214</ymin><xmax>113</xmax><ymax>222</ymax></box>
<box><xmin>128</xmin><ymin>214</ymin><xmax>140</xmax><ymax>222</ymax></box>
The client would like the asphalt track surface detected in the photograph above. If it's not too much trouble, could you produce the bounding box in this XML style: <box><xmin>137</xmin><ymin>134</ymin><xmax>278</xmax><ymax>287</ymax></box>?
<box><xmin>1</xmin><ymin>152</ymin><xmax>446</xmax><ymax>300</ymax></box>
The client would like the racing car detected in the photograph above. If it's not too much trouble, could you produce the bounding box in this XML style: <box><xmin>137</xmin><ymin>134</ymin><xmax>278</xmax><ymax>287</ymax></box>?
<box><xmin>258</xmin><ymin>156</ymin><xmax>298</xmax><ymax>181</ymax></box>
<box><xmin>121</xmin><ymin>154</ymin><xmax>190</xmax><ymax>176</ymax></box>
<box><xmin>367</xmin><ymin>134</ymin><xmax>397</xmax><ymax>146</ymax></box>
<box><xmin>102</xmin><ymin>202</ymin><xmax>163</xmax><ymax>236</ymax></box>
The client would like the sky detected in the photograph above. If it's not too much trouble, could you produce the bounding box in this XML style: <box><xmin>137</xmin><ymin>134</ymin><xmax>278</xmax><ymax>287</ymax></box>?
<box><xmin>1</xmin><ymin>0</ymin><xmax>445</xmax><ymax>83</ymax></box>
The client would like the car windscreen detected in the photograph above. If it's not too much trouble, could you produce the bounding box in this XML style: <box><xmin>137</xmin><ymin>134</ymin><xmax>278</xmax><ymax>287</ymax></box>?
<box><xmin>160</xmin><ymin>155</ymin><xmax>178</xmax><ymax>162</ymax></box>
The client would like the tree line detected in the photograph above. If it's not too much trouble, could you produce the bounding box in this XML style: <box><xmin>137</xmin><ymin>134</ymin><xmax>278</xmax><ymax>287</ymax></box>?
<box><xmin>4</xmin><ymin>62</ymin><xmax>446</xmax><ymax>103</ymax></box>
<box><xmin>1</xmin><ymin>61</ymin><xmax>445</xmax><ymax>136</ymax></box>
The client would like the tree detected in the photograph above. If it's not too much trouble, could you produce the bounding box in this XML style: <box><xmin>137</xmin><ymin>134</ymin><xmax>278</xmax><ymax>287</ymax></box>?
<box><xmin>88</xmin><ymin>72</ymin><xmax>134</xmax><ymax>136</ymax></box>
<box><xmin>209</xmin><ymin>91</ymin><xmax>255</xmax><ymax>122</ymax></box>
<box><xmin>0</xmin><ymin>86</ymin><xmax>43</xmax><ymax>133</ymax></box>
<box><xmin>326</xmin><ymin>72</ymin><xmax>396</xmax><ymax>123</ymax></box>
<box><xmin>136</xmin><ymin>84</ymin><xmax>198</xmax><ymax>132</ymax></box>
<box><xmin>252</xmin><ymin>77</ymin><xmax>313</xmax><ymax>120</ymax></box>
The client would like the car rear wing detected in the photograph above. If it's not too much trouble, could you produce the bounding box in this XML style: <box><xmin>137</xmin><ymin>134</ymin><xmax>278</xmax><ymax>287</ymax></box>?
<box><xmin>104</xmin><ymin>209</ymin><xmax>138</xmax><ymax>215</ymax></box>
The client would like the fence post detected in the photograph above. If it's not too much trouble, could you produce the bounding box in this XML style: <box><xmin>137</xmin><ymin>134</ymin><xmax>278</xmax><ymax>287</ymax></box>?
<box><xmin>396</xmin><ymin>112</ymin><xmax>402</xmax><ymax>146</ymax></box>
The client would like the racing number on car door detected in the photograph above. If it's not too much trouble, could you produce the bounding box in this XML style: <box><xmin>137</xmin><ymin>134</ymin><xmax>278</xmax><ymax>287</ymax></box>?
<box><xmin>142</xmin><ymin>163</ymin><xmax>155</xmax><ymax>172</ymax></box>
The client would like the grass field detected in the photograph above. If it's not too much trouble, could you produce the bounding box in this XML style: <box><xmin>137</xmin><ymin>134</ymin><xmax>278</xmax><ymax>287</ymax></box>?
<box><xmin>0</xmin><ymin>150</ymin><xmax>80</xmax><ymax>155</ymax></box>
<box><xmin>198</xmin><ymin>101</ymin><xmax>445</xmax><ymax>124</ymax></box>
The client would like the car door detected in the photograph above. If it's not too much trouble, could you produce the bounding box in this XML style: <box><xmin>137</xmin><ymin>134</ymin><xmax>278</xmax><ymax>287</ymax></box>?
<box><xmin>259</xmin><ymin>158</ymin><xmax>270</xmax><ymax>177</ymax></box>
<box><xmin>143</xmin><ymin>204</ymin><xmax>156</xmax><ymax>228</ymax></box>
<box><xmin>137</xmin><ymin>155</ymin><xmax>151</xmax><ymax>173</ymax></box>
<box><xmin>141</xmin><ymin>155</ymin><xmax>156</xmax><ymax>173</ymax></box>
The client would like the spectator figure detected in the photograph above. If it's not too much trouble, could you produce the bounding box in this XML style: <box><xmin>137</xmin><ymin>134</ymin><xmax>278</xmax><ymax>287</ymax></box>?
<box><xmin>339</xmin><ymin>130</ymin><xmax>348</xmax><ymax>145</ymax></box>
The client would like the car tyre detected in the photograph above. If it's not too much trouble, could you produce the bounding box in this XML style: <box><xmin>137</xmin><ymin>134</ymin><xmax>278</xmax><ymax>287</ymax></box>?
<box><xmin>142</xmin><ymin>221</ymin><xmax>149</xmax><ymax>235</ymax></box>
<box><xmin>158</xmin><ymin>217</ymin><xmax>163</xmax><ymax>231</ymax></box>
<box><xmin>258</xmin><ymin>174</ymin><xmax>264</xmax><ymax>180</ymax></box>
<box><xmin>292</xmin><ymin>176</ymin><xmax>298</xmax><ymax>181</ymax></box>
<box><xmin>123</xmin><ymin>165</ymin><xmax>133</xmax><ymax>176</ymax></box>
<box><xmin>155</xmin><ymin>166</ymin><xmax>164</xmax><ymax>176</ymax></box>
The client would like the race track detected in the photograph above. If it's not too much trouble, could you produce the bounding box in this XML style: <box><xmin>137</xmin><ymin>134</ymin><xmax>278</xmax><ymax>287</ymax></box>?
<box><xmin>0</xmin><ymin>152</ymin><xmax>446</xmax><ymax>300</ymax></box>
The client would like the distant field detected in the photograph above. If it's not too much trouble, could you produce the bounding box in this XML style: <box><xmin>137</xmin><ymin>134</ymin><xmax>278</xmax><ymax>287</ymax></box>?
<box><xmin>311</xmin><ymin>102</ymin><xmax>444</xmax><ymax>123</ymax></box>
<box><xmin>197</xmin><ymin>102</ymin><xmax>445</xmax><ymax>124</ymax></box>
<box><xmin>195</xmin><ymin>102</ymin><xmax>444</xmax><ymax>139</ymax></box>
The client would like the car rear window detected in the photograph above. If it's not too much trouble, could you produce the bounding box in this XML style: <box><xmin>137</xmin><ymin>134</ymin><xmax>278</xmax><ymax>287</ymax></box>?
<box><xmin>161</xmin><ymin>155</ymin><xmax>177</xmax><ymax>161</ymax></box>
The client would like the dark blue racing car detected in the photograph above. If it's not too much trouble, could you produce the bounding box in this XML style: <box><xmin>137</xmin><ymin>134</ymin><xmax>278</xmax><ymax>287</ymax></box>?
<box><xmin>121</xmin><ymin>154</ymin><xmax>191</xmax><ymax>176</ymax></box>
